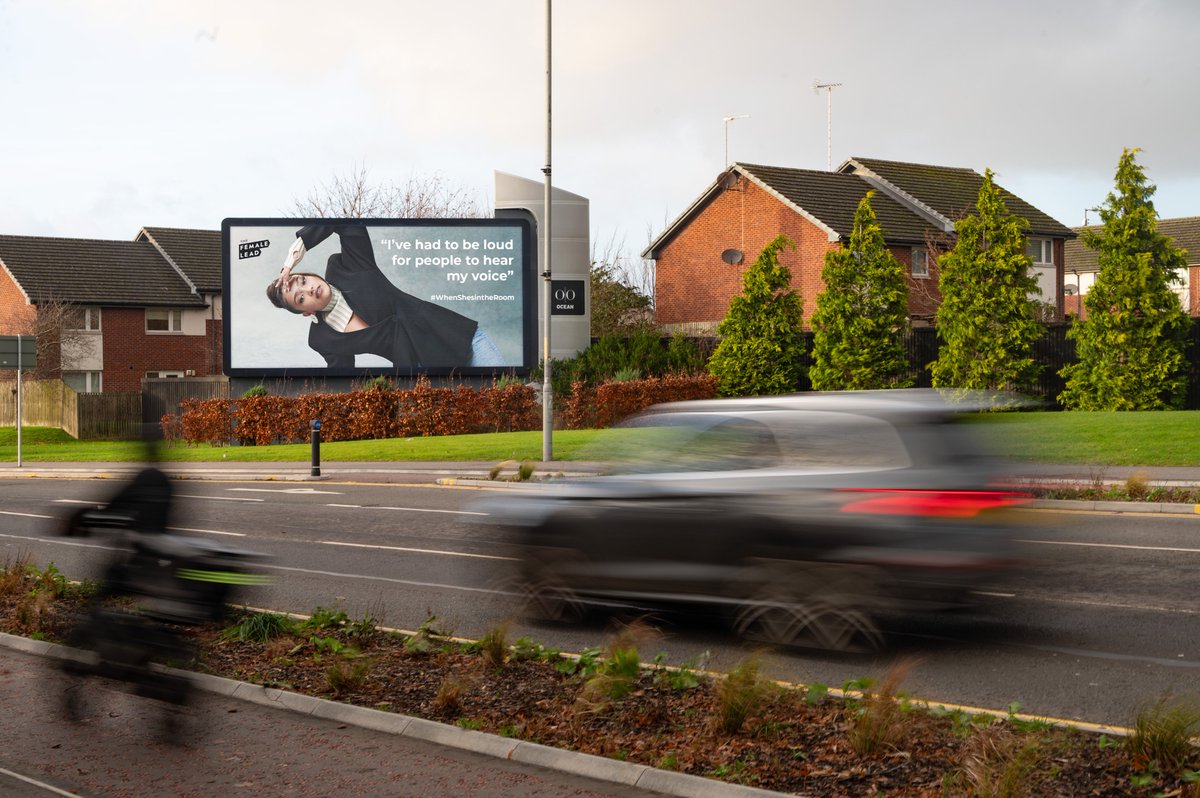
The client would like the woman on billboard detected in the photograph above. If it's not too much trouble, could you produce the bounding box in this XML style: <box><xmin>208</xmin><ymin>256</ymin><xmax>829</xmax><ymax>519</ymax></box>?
<box><xmin>265</xmin><ymin>223</ymin><xmax>503</xmax><ymax>368</ymax></box>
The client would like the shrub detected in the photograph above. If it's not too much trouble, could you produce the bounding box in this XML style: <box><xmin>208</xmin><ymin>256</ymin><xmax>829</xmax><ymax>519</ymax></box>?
<box><xmin>221</xmin><ymin>611</ymin><xmax>295</xmax><ymax>644</ymax></box>
<box><xmin>1128</xmin><ymin>695</ymin><xmax>1200</xmax><ymax>775</ymax></box>
<box><xmin>325</xmin><ymin>659</ymin><xmax>371</xmax><ymax>696</ymax></box>
<box><xmin>714</xmin><ymin>655</ymin><xmax>773</xmax><ymax>734</ymax></box>
<box><xmin>845</xmin><ymin>659</ymin><xmax>916</xmax><ymax>755</ymax></box>
<box><xmin>478</xmin><ymin>623</ymin><xmax>510</xmax><ymax>668</ymax></box>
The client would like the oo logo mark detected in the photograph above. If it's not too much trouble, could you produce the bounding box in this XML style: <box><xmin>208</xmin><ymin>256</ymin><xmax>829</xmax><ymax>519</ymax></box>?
<box><xmin>554</xmin><ymin>288</ymin><xmax>577</xmax><ymax>301</ymax></box>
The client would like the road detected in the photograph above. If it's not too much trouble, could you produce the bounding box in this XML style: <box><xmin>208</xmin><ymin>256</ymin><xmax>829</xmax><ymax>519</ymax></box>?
<box><xmin>1</xmin><ymin>477</ymin><xmax>1198</xmax><ymax>730</ymax></box>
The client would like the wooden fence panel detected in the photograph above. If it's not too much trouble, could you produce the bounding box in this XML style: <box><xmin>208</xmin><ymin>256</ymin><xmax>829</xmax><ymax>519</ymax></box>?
<box><xmin>142</xmin><ymin>378</ymin><xmax>230</xmax><ymax>431</ymax></box>
<box><xmin>0</xmin><ymin>380</ymin><xmax>71</xmax><ymax>431</ymax></box>
<box><xmin>77</xmin><ymin>392</ymin><xmax>142</xmax><ymax>440</ymax></box>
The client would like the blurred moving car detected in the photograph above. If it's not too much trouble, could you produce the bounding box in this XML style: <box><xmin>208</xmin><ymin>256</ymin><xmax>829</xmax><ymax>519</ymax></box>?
<box><xmin>477</xmin><ymin>390</ymin><xmax>1030</xmax><ymax>652</ymax></box>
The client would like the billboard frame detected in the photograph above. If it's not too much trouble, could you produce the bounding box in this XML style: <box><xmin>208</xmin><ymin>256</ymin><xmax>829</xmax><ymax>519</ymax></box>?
<box><xmin>221</xmin><ymin>217</ymin><xmax>536</xmax><ymax>379</ymax></box>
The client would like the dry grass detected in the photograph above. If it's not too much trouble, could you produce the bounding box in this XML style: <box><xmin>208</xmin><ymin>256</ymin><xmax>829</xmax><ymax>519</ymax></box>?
<box><xmin>846</xmin><ymin>658</ymin><xmax>919</xmax><ymax>755</ymax></box>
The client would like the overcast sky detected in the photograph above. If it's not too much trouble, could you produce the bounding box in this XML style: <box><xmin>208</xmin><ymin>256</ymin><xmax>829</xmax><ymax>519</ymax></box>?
<box><xmin>3</xmin><ymin>0</ymin><xmax>1197</xmax><ymax>260</ymax></box>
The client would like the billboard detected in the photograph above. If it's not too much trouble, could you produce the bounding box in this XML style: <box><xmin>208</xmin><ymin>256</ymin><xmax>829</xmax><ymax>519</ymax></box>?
<box><xmin>222</xmin><ymin>219</ymin><xmax>534</xmax><ymax>377</ymax></box>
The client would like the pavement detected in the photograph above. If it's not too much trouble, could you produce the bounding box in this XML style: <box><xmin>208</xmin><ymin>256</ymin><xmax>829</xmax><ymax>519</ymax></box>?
<box><xmin>1</xmin><ymin>458</ymin><xmax>1198</xmax><ymax>797</ymax></box>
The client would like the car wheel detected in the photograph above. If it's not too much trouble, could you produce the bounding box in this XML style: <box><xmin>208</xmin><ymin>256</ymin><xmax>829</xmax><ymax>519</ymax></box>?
<box><xmin>517</xmin><ymin>577</ymin><xmax>586</xmax><ymax>624</ymax></box>
<box><xmin>733</xmin><ymin>561</ymin><xmax>886</xmax><ymax>653</ymax></box>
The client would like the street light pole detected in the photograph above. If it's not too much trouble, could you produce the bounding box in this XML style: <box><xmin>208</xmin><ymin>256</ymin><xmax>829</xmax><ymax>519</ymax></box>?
<box><xmin>541</xmin><ymin>0</ymin><xmax>553</xmax><ymax>463</ymax></box>
<box><xmin>722</xmin><ymin>114</ymin><xmax>749</xmax><ymax>167</ymax></box>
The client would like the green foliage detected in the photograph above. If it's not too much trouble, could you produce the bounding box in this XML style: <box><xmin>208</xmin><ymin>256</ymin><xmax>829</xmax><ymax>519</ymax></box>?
<box><xmin>611</xmin><ymin>368</ymin><xmax>641</xmax><ymax>382</ymax></box>
<box><xmin>708</xmin><ymin>235</ymin><xmax>806</xmax><ymax>397</ymax></box>
<box><xmin>589</xmin><ymin>258</ymin><xmax>654</xmax><ymax>337</ymax></box>
<box><xmin>810</xmin><ymin>191</ymin><xmax>912</xmax><ymax>390</ymax></box>
<box><xmin>240</xmin><ymin>384</ymin><xmax>268</xmax><ymax>398</ymax></box>
<box><xmin>652</xmin><ymin>652</ymin><xmax>705</xmax><ymax>691</ymax></box>
<box><xmin>26</xmin><ymin>562</ymin><xmax>69</xmax><ymax>599</ymax></box>
<box><xmin>931</xmin><ymin>169</ymin><xmax>1044</xmax><ymax>394</ymax></box>
<box><xmin>221</xmin><ymin>611</ymin><xmax>295</xmax><ymax>644</ymax></box>
<box><xmin>666</xmin><ymin>331</ymin><xmax>707</xmax><ymax>374</ymax></box>
<box><xmin>404</xmin><ymin>614</ymin><xmax>448</xmax><ymax>654</ymax></box>
<box><xmin>1060</xmin><ymin>148</ymin><xmax>1192</xmax><ymax>410</ymax></box>
<box><xmin>362</xmin><ymin>376</ymin><xmax>393</xmax><ymax>392</ymax></box>
<box><xmin>299</xmin><ymin>605</ymin><xmax>349</xmax><ymax>632</ymax></box>
<box><xmin>532</xmin><ymin>330</ymin><xmax>696</xmax><ymax>398</ymax></box>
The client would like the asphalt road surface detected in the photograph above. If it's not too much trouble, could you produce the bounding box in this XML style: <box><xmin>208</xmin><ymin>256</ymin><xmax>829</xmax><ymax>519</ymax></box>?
<box><xmin>1</xmin><ymin>477</ymin><xmax>1198</xmax><ymax>730</ymax></box>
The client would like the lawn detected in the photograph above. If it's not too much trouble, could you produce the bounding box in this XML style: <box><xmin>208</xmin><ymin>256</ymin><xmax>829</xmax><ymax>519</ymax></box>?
<box><xmin>3</xmin><ymin>410</ymin><xmax>1200</xmax><ymax>466</ymax></box>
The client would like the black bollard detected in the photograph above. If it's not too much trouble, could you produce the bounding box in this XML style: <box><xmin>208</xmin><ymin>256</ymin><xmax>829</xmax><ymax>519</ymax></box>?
<box><xmin>309</xmin><ymin>420</ymin><xmax>321</xmax><ymax>477</ymax></box>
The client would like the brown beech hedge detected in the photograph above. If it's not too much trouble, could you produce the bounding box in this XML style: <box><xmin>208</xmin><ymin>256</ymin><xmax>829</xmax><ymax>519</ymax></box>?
<box><xmin>164</xmin><ymin>374</ymin><xmax>718</xmax><ymax>446</ymax></box>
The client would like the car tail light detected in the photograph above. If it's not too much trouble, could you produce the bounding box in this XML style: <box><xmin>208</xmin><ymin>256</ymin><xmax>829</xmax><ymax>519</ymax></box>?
<box><xmin>837</xmin><ymin>489</ymin><xmax>1031</xmax><ymax>518</ymax></box>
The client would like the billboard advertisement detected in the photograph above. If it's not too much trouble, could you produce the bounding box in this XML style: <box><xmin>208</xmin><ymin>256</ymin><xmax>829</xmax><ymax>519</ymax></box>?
<box><xmin>222</xmin><ymin>219</ymin><xmax>534</xmax><ymax>377</ymax></box>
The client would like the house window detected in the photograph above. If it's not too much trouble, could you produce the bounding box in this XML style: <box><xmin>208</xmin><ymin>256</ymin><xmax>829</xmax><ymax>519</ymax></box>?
<box><xmin>1027</xmin><ymin>239</ymin><xmax>1054</xmax><ymax>265</ymax></box>
<box><xmin>146</xmin><ymin>309</ymin><xmax>183</xmax><ymax>333</ymax></box>
<box><xmin>911</xmin><ymin>248</ymin><xmax>930</xmax><ymax>278</ymax></box>
<box><xmin>145</xmin><ymin>371</ymin><xmax>185</xmax><ymax>379</ymax></box>
<box><xmin>63</xmin><ymin>371</ymin><xmax>102</xmax><ymax>393</ymax></box>
<box><xmin>66</xmin><ymin>307</ymin><xmax>101</xmax><ymax>331</ymax></box>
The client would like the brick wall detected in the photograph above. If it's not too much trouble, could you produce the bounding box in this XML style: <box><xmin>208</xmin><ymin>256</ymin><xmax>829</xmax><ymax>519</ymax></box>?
<box><xmin>654</xmin><ymin>178</ymin><xmax>946</xmax><ymax>327</ymax></box>
<box><xmin>654</xmin><ymin>176</ymin><xmax>837</xmax><ymax>327</ymax></box>
<box><xmin>0</xmin><ymin>268</ymin><xmax>36</xmax><ymax>334</ymax></box>
<box><xmin>100</xmin><ymin>308</ymin><xmax>222</xmax><ymax>392</ymax></box>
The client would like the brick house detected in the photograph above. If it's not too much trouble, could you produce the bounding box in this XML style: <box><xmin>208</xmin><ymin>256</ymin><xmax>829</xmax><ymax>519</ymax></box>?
<box><xmin>1063</xmin><ymin>216</ymin><xmax>1200</xmax><ymax>320</ymax></box>
<box><xmin>0</xmin><ymin>227</ymin><xmax>222</xmax><ymax>392</ymax></box>
<box><xmin>644</xmin><ymin>157</ymin><xmax>1074</xmax><ymax>332</ymax></box>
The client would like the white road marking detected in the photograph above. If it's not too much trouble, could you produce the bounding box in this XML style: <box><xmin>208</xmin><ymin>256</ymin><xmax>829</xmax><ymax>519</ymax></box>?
<box><xmin>228</xmin><ymin>488</ymin><xmax>344</xmax><ymax>495</ymax></box>
<box><xmin>0</xmin><ymin>511</ymin><xmax>53</xmax><ymax>520</ymax></box>
<box><xmin>1018</xmin><ymin>538</ymin><xmax>1200</xmax><ymax>555</ymax></box>
<box><xmin>53</xmin><ymin>499</ymin><xmax>101</xmax><ymax>506</ymax></box>
<box><xmin>0</xmin><ymin>766</ymin><xmax>83</xmax><ymax>797</ymax></box>
<box><xmin>326</xmin><ymin>503</ymin><xmax>487</xmax><ymax>516</ymax></box>
<box><xmin>175</xmin><ymin>494</ymin><xmax>263</xmax><ymax>502</ymax></box>
<box><xmin>318</xmin><ymin>540</ymin><xmax>514</xmax><ymax>561</ymax></box>
<box><xmin>169</xmin><ymin>526</ymin><xmax>246</xmax><ymax>537</ymax></box>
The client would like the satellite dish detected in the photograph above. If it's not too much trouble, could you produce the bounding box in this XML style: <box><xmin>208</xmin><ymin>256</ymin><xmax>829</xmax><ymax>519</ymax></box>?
<box><xmin>721</xmin><ymin>248</ymin><xmax>744</xmax><ymax>266</ymax></box>
<box><xmin>1064</xmin><ymin>285</ymin><xmax>1078</xmax><ymax>296</ymax></box>
<box><xmin>718</xmin><ymin>172</ymin><xmax>739</xmax><ymax>190</ymax></box>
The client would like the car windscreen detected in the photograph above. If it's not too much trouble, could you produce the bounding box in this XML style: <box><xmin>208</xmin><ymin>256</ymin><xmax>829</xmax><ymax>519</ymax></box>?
<box><xmin>578</xmin><ymin>409</ymin><xmax>910</xmax><ymax>474</ymax></box>
<box><xmin>577</xmin><ymin>413</ymin><xmax>782</xmax><ymax>473</ymax></box>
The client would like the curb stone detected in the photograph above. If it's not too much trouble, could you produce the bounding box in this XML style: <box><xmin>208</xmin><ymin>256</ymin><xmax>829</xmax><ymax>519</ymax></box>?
<box><xmin>0</xmin><ymin>632</ymin><xmax>793</xmax><ymax>798</ymax></box>
<box><xmin>1026</xmin><ymin>499</ymin><xmax>1200</xmax><ymax>514</ymax></box>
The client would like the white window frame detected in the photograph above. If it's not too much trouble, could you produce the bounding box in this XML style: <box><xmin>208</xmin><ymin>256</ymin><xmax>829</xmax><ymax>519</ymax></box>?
<box><xmin>1027</xmin><ymin>238</ymin><xmax>1054</xmax><ymax>266</ymax></box>
<box><xmin>63</xmin><ymin>371</ymin><xmax>102</xmax><ymax>393</ymax></box>
<box><xmin>911</xmin><ymin>248</ymin><xmax>930</xmax><ymax>278</ymax></box>
<box><xmin>145</xmin><ymin>308</ymin><xmax>183</xmax><ymax>334</ymax></box>
<box><xmin>66</xmin><ymin>307</ymin><xmax>101</xmax><ymax>331</ymax></box>
<box><xmin>145</xmin><ymin>370</ymin><xmax>185</xmax><ymax>379</ymax></box>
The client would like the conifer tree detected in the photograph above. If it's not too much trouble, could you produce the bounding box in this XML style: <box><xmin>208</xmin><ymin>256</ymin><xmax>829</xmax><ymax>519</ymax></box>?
<box><xmin>1059</xmin><ymin>148</ymin><xmax>1191</xmax><ymax>410</ymax></box>
<box><xmin>707</xmin><ymin>235</ymin><xmax>805</xmax><ymax>396</ymax></box>
<box><xmin>930</xmin><ymin>169</ymin><xmax>1043</xmax><ymax>394</ymax></box>
<box><xmin>810</xmin><ymin>191</ymin><xmax>912</xmax><ymax>390</ymax></box>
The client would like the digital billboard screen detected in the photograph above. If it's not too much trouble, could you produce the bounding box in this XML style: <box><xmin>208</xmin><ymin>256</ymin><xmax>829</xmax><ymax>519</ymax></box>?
<box><xmin>222</xmin><ymin>218</ymin><xmax>534</xmax><ymax>377</ymax></box>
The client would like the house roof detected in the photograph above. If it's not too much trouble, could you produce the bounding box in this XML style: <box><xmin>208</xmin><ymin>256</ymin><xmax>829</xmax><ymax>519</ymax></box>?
<box><xmin>1064</xmin><ymin>215</ymin><xmax>1200</xmax><ymax>274</ymax></box>
<box><xmin>0</xmin><ymin>234</ymin><xmax>207</xmax><ymax>307</ymax></box>
<box><xmin>642</xmin><ymin>163</ymin><xmax>936</xmax><ymax>258</ymax></box>
<box><xmin>136</xmin><ymin>226</ymin><xmax>223</xmax><ymax>293</ymax></box>
<box><xmin>643</xmin><ymin>157</ymin><xmax>1073</xmax><ymax>259</ymax></box>
<box><xmin>738</xmin><ymin>163</ymin><xmax>936</xmax><ymax>244</ymax></box>
<box><xmin>841</xmin><ymin>157</ymin><xmax>1075</xmax><ymax>238</ymax></box>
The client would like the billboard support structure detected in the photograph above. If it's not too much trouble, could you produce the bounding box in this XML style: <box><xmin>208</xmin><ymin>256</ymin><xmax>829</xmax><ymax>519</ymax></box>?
<box><xmin>541</xmin><ymin>0</ymin><xmax>553</xmax><ymax>462</ymax></box>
